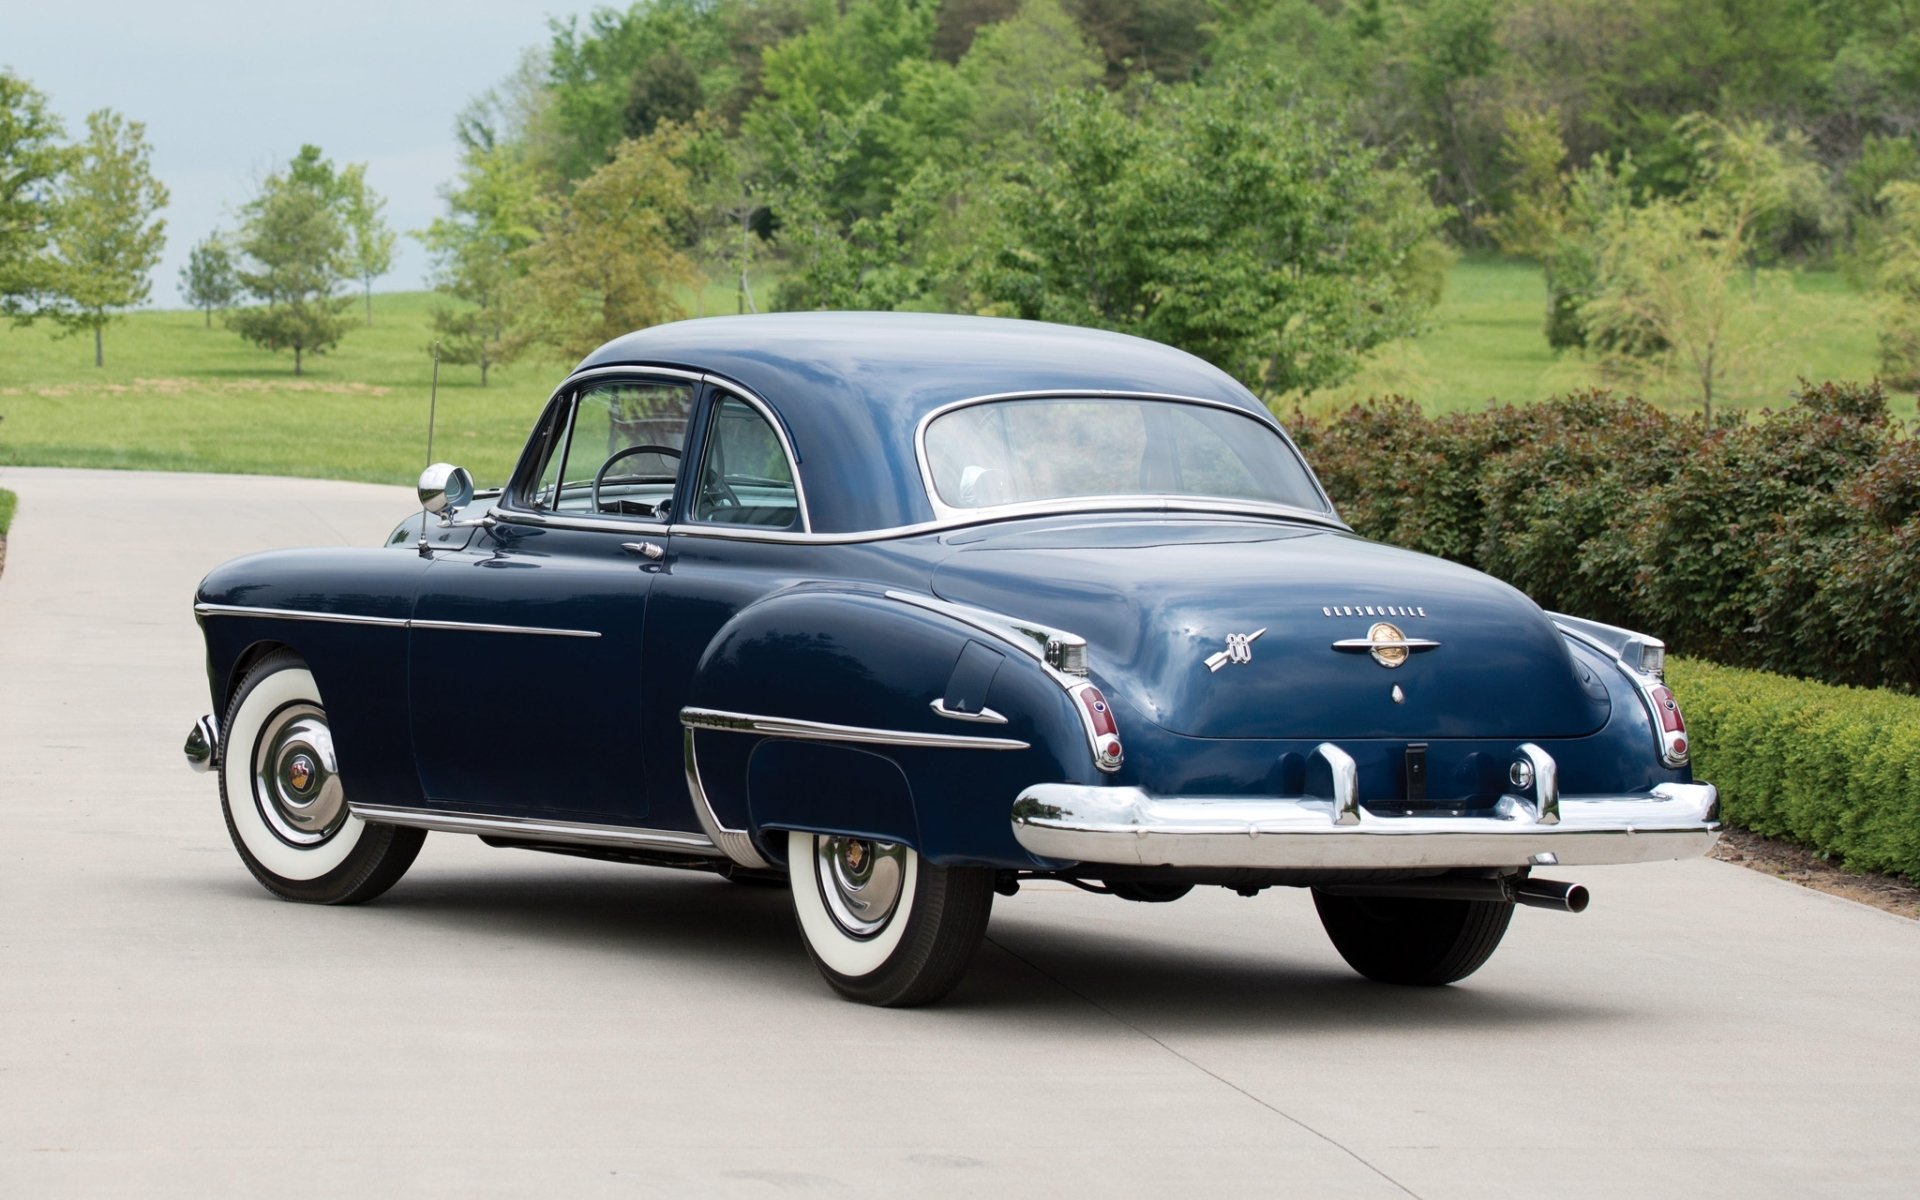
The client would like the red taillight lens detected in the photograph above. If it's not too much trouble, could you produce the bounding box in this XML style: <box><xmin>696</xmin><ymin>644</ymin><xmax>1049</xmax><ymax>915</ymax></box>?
<box><xmin>1648</xmin><ymin>685</ymin><xmax>1688</xmax><ymax>766</ymax></box>
<box><xmin>1073</xmin><ymin>683</ymin><xmax>1123</xmax><ymax>772</ymax></box>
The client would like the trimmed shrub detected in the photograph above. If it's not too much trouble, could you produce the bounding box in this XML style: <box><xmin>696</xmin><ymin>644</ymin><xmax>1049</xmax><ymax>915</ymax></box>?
<box><xmin>1289</xmin><ymin>380</ymin><xmax>1920</xmax><ymax>692</ymax></box>
<box><xmin>1669</xmin><ymin>657</ymin><xmax>1920</xmax><ymax>883</ymax></box>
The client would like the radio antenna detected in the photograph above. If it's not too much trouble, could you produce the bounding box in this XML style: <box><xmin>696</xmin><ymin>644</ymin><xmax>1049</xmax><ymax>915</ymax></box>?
<box><xmin>418</xmin><ymin>341</ymin><xmax>441</xmax><ymax>558</ymax></box>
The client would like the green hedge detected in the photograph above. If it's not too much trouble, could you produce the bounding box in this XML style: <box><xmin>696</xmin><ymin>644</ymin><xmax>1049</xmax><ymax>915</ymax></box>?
<box><xmin>0</xmin><ymin>488</ymin><xmax>14</xmax><ymax>539</ymax></box>
<box><xmin>1670</xmin><ymin>657</ymin><xmax>1920</xmax><ymax>883</ymax></box>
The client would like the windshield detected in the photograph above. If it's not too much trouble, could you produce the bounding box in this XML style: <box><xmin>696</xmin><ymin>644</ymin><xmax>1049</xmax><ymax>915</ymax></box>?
<box><xmin>923</xmin><ymin>397</ymin><xmax>1328</xmax><ymax>513</ymax></box>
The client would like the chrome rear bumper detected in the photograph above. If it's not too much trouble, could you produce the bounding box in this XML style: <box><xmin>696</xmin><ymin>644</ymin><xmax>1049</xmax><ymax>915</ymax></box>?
<box><xmin>1010</xmin><ymin>743</ymin><xmax>1718</xmax><ymax>870</ymax></box>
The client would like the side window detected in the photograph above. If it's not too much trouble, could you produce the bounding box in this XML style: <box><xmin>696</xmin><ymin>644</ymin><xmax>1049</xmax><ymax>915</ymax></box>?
<box><xmin>544</xmin><ymin>380</ymin><xmax>694</xmax><ymax>518</ymax></box>
<box><xmin>523</xmin><ymin>397</ymin><xmax>574</xmax><ymax>511</ymax></box>
<box><xmin>690</xmin><ymin>395</ymin><xmax>798</xmax><ymax>529</ymax></box>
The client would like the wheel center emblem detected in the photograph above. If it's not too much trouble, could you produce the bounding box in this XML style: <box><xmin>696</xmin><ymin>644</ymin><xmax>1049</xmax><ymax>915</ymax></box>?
<box><xmin>288</xmin><ymin>755</ymin><xmax>315</xmax><ymax>792</ymax></box>
<box><xmin>1204</xmin><ymin>627</ymin><xmax>1267</xmax><ymax>672</ymax></box>
<box><xmin>845</xmin><ymin>840</ymin><xmax>867</xmax><ymax>872</ymax></box>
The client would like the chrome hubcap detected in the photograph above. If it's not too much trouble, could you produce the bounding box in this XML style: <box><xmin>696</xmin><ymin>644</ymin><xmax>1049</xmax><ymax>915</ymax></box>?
<box><xmin>252</xmin><ymin>705</ymin><xmax>346</xmax><ymax>846</ymax></box>
<box><xmin>815</xmin><ymin>836</ymin><xmax>907</xmax><ymax>939</ymax></box>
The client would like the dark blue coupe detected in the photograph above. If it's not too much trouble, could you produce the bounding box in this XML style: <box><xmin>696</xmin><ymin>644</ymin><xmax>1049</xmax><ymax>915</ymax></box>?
<box><xmin>185</xmin><ymin>314</ymin><xmax>1718</xmax><ymax>1005</ymax></box>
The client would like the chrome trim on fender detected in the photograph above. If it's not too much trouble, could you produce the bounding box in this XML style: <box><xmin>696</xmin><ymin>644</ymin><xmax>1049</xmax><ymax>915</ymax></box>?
<box><xmin>680</xmin><ymin>706</ymin><xmax>1029</xmax><ymax>751</ymax></box>
<box><xmin>1010</xmin><ymin>781</ymin><xmax>1720</xmax><ymax>871</ymax></box>
<box><xmin>683</xmin><ymin>729</ymin><xmax>773</xmax><ymax>870</ymax></box>
<box><xmin>184</xmin><ymin>715</ymin><xmax>219</xmax><ymax>773</ymax></box>
<box><xmin>884</xmin><ymin>590</ymin><xmax>1084</xmax><ymax>686</ymax></box>
<box><xmin>929</xmin><ymin>699</ymin><xmax>1009</xmax><ymax>725</ymax></box>
<box><xmin>409</xmin><ymin>618</ymin><xmax>601</xmax><ymax>639</ymax></box>
<box><xmin>193</xmin><ymin>603</ymin><xmax>408</xmax><ymax>629</ymax></box>
<box><xmin>193</xmin><ymin>603</ymin><xmax>601</xmax><ymax>640</ymax></box>
<box><xmin>1553</xmin><ymin>617</ymin><xmax>1687</xmax><ymax>768</ymax></box>
<box><xmin>347</xmin><ymin>803</ymin><xmax>724</xmax><ymax>856</ymax></box>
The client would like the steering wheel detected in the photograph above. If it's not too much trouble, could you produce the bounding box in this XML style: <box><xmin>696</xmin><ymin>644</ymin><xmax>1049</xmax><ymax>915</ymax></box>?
<box><xmin>592</xmin><ymin>444</ymin><xmax>680</xmax><ymax>514</ymax></box>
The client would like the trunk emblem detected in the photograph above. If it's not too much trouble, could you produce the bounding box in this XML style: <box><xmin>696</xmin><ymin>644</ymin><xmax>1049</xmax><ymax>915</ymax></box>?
<box><xmin>1331</xmin><ymin>621</ymin><xmax>1442</xmax><ymax>668</ymax></box>
<box><xmin>1204</xmin><ymin>628</ymin><xmax>1267</xmax><ymax>672</ymax></box>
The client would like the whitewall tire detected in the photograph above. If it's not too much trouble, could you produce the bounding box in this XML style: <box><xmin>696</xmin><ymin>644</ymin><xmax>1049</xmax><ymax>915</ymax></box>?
<box><xmin>219</xmin><ymin>651</ymin><xmax>423</xmax><ymax>904</ymax></box>
<box><xmin>787</xmin><ymin>830</ymin><xmax>994</xmax><ymax>1006</ymax></box>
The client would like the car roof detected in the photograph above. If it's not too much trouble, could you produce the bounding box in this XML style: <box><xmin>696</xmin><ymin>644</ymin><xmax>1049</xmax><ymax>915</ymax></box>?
<box><xmin>575</xmin><ymin>313</ymin><xmax>1280</xmax><ymax>534</ymax></box>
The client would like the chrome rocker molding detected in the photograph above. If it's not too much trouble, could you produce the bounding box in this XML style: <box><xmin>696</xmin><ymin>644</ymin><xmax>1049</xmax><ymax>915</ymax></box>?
<box><xmin>680</xmin><ymin>707</ymin><xmax>1029</xmax><ymax>751</ymax></box>
<box><xmin>1010</xmin><ymin>741</ymin><xmax>1719</xmax><ymax>871</ymax></box>
<box><xmin>682</xmin><ymin>729</ymin><xmax>773</xmax><ymax>870</ymax></box>
<box><xmin>348</xmin><ymin>803</ymin><xmax>724</xmax><ymax>857</ymax></box>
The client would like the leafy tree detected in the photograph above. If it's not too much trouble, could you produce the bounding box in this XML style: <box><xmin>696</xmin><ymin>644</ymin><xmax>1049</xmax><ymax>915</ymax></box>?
<box><xmin>1871</xmin><ymin>181</ymin><xmax>1920</xmax><ymax>388</ymax></box>
<box><xmin>338</xmin><ymin>164</ymin><xmax>395</xmax><ymax>326</ymax></box>
<box><xmin>511</xmin><ymin>123</ymin><xmax>698</xmax><ymax>361</ymax></box>
<box><xmin>969</xmin><ymin>73</ymin><xmax>1450</xmax><ymax>398</ymax></box>
<box><xmin>0</xmin><ymin>70</ymin><xmax>70</xmax><ymax>322</ymax></box>
<box><xmin>42</xmin><ymin>109</ymin><xmax>169</xmax><ymax>366</ymax></box>
<box><xmin>418</xmin><ymin>141</ymin><xmax>548</xmax><ymax>385</ymax></box>
<box><xmin>179</xmin><ymin>234</ymin><xmax>240</xmax><ymax>327</ymax></box>
<box><xmin>228</xmin><ymin>152</ymin><xmax>353</xmax><ymax>375</ymax></box>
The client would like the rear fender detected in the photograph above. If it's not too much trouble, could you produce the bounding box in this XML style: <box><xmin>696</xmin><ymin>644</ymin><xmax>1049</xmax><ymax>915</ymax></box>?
<box><xmin>682</xmin><ymin>587</ymin><xmax>1097</xmax><ymax>868</ymax></box>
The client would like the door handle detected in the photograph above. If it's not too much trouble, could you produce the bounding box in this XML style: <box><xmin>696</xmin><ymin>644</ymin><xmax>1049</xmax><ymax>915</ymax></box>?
<box><xmin>622</xmin><ymin>541</ymin><xmax>666</xmax><ymax>561</ymax></box>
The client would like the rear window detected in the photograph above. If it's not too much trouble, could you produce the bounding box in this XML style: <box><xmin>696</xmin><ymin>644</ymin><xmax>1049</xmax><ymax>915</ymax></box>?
<box><xmin>922</xmin><ymin>397</ymin><xmax>1327</xmax><ymax>513</ymax></box>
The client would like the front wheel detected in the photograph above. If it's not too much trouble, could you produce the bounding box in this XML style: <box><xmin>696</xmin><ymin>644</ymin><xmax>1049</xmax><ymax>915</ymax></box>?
<box><xmin>787</xmin><ymin>831</ymin><xmax>994</xmax><ymax>1006</ymax></box>
<box><xmin>219</xmin><ymin>651</ymin><xmax>424</xmax><ymax>904</ymax></box>
<box><xmin>1312</xmin><ymin>889</ymin><xmax>1514</xmax><ymax>986</ymax></box>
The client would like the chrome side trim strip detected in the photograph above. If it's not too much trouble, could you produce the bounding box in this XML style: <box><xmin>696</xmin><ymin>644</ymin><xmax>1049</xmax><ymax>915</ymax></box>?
<box><xmin>193</xmin><ymin>603</ymin><xmax>408</xmax><ymax>628</ymax></box>
<box><xmin>929</xmin><ymin>699</ymin><xmax>1009</xmax><ymax>724</ymax></box>
<box><xmin>680</xmin><ymin>706</ymin><xmax>1030</xmax><ymax>751</ymax></box>
<box><xmin>194</xmin><ymin>603</ymin><xmax>601</xmax><ymax>640</ymax></box>
<box><xmin>410</xmin><ymin>618</ymin><xmax>601</xmax><ymax>639</ymax></box>
<box><xmin>682</xmin><ymin>729</ymin><xmax>773</xmax><ymax>870</ymax></box>
<box><xmin>348</xmin><ymin>803</ymin><xmax>724</xmax><ymax>856</ymax></box>
<box><xmin>1330</xmin><ymin>637</ymin><xmax>1442</xmax><ymax>652</ymax></box>
<box><xmin>883</xmin><ymin>589</ymin><xmax>1079</xmax><ymax>686</ymax></box>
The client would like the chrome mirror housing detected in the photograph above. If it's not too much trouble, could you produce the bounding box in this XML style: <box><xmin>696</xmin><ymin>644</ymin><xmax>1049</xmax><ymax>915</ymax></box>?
<box><xmin>418</xmin><ymin>463</ymin><xmax>475</xmax><ymax>515</ymax></box>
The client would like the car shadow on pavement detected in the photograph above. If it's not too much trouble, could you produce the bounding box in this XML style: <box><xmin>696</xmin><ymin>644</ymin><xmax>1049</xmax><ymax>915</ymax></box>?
<box><xmin>196</xmin><ymin>859</ymin><xmax>1636</xmax><ymax>1031</ymax></box>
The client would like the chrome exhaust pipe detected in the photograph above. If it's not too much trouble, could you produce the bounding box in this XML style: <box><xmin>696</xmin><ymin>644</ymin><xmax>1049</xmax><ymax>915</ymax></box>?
<box><xmin>1514</xmin><ymin>878</ymin><xmax>1589</xmax><ymax>913</ymax></box>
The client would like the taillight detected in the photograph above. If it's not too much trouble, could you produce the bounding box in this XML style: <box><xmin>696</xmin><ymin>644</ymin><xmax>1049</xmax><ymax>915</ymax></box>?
<box><xmin>1071</xmin><ymin>683</ymin><xmax>1123</xmax><ymax>773</ymax></box>
<box><xmin>1648</xmin><ymin>684</ymin><xmax>1688</xmax><ymax>766</ymax></box>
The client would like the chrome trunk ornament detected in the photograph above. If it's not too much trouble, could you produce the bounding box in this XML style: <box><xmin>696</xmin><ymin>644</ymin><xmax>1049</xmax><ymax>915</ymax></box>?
<box><xmin>1204</xmin><ymin>627</ymin><xmax>1267</xmax><ymax>672</ymax></box>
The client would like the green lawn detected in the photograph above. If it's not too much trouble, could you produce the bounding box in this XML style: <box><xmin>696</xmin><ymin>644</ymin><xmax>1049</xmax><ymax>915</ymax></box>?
<box><xmin>1</xmin><ymin>262</ymin><xmax>1908</xmax><ymax>489</ymax></box>
<box><xmin>0</xmin><ymin>276</ymin><xmax>773</xmax><ymax>489</ymax></box>
<box><xmin>1319</xmin><ymin>257</ymin><xmax>1911</xmax><ymax>420</ymax></box>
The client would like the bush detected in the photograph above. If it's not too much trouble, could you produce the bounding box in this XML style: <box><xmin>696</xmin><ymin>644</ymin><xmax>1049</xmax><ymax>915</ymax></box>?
<box><xmin>1669</xmin><ymin>657</ymin><xmax>1920</xmax><ymax>883</ymax></box>
<box><xmin>1289</xmin><ymin>379</ymin><xmax>1920</xmax><ymax>691</ymax></box>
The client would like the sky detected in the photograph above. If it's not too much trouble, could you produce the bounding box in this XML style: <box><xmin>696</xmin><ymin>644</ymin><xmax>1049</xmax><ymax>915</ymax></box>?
<box><xmin>4</xmin><ymin>0</ymin><xmax>602</xmax><ymax>305</ymax></box>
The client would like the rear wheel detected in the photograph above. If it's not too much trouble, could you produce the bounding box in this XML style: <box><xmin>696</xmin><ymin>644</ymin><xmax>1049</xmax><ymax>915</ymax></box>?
<box><xmin>1311</xmin><ymin>889</ymin><xmax>1514</xmax><ymax>986</ymax></box>
<box><xmin>788</xmin><ymin>831</ymin><xmax>994</xmax><ymax>1006</ymax></box>
<box><xmin>219</xmin><ymin>651</ymin><xmax>424</xmax><ymax>905</ymax></box>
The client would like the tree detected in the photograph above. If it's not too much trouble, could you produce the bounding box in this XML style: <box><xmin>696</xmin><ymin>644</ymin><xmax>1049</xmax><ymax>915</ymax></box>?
<box><xmin>338</xmin><ymin>164</ymin><xmax>395</xmax><ymax>326</ymax></box>
<box><xmin>969</xmin><ymin>73</ymin><xmax>1450</xmax><ymax>398</ymax></box>
<box><xmin>179</xmin><ymin>234</ymin><xmax>239</xmax><ymax>327</ymax></box>
<box><xmin>228</xmin><ymin>152</ymin><xmax>352</xmax><ymax>375</ymax></box>
<box><xmin>0</xmin><ymin>70</ymin><xmax>70</xmax><ymax>322</ymax></box>
<box><xmin>1871</xmin><ymin>181</ymin><xmax>1920</xmax><ymax>388</ymax></box>
<box><xmin>43</xmin><ymin>109</ymin><xmax>169</xmax><ymax>366</ymax></box>
<box><xmin>511</xmin><ymin>123</ymin><xmax>697</xmax><ymax>361</ymax></box>
<box><xmin>419</xmin><ymin>140</ymin><xmax>548</xmax><ymax>385</ymax></box>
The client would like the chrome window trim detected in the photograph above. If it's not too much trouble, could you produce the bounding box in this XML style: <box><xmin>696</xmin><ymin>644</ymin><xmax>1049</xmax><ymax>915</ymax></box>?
<box><xmin>194</xmin><ymin>603</ymin><xmax>601</xmax><ymax>639</ymax></box>
<box><xmin>493</xmin><ymin>365</ymin><xmax>811</xmax><ymax>538</ymax></box>
<box><xmin>681</xmin><ymin>706</ymin><xmax>1029</xmax><ymax>752</ymax></box>
<box><xmin>913</xmin><ymin>389</ymin><xmax>1340</xmax><ymax>526</ymax></box>
<box><xmin>644</xmin><ymin>498</ymin><xmax>1348</xmax><ymax>546</ymax></box>
<box><xmin>348</xmin><ymin>803</ymin><xmax>723</xmax><ymax>856</ymax></box>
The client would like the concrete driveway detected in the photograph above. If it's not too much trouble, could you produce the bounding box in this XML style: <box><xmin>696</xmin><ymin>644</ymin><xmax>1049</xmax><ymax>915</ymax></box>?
<box><xmin>1</xmin><ymin>464</ymin><xmax>1914</xmax><ymax>1199</ymax></box>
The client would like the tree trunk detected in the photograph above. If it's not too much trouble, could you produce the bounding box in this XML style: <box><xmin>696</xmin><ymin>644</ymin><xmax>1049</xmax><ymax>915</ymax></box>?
<box><xmin>364</xmin><ymin>280</ymin><xmax>373</xmax><ymax>327</ymax></box>
<box><xmin>295</xmin><ymin>345</ymin><xmax>303</xmax><ymax>376</ymax></box>
<box><xmin>204</xmin><ymin>307</ymin><xmax>211</xmax><ymax>330</ymax></box>
<box><xmin>481</xmin><ymin>360</ymin><xmax>489</xmax><ymax>387</ymax></box>
<box><xmin>94</xmin><ymin>324</ymin><xmax>103</xmax><ymax>368</ymax></box>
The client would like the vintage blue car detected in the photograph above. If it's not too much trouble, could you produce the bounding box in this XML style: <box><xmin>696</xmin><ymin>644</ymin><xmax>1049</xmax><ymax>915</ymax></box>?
<box><xmin>184</xmin><ymin>313</ymin><xmax>1718</xmax><ymax>1006</ymax></box>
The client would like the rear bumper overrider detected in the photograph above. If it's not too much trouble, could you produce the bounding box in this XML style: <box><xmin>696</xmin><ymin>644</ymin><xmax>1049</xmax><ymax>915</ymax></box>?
<box><xmin>1010</xmin><ymin>742</ymin><xmax>1718</xmax><ymax>870</ymax></box>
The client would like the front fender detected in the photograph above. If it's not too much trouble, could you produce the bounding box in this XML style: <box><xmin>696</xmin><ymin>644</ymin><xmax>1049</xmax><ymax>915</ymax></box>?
<box><xmin>681</xmin><ymin>587</ymin><xmax>1098</xmax><ymax>868</ymax></box>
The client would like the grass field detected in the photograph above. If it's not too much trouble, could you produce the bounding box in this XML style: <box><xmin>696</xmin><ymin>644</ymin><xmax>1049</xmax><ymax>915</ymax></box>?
<box><xmin>0</xmin><ymin>261</ymin><xmax>1909</xmax><ymax>492</ymax></box>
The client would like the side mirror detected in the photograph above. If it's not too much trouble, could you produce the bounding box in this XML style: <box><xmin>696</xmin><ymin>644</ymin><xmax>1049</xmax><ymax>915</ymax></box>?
<box><xmin>418</xmin><ymin>463</ymin><xmax>475</xmax><ymax>516</ymax></box>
